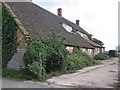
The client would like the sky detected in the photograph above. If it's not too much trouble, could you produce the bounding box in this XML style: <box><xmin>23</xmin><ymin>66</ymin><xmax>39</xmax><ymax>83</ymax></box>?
<box><xmin>33</xmin><ymin>0</ymin><xmax>119</xmax><ymax>51</ymax></box>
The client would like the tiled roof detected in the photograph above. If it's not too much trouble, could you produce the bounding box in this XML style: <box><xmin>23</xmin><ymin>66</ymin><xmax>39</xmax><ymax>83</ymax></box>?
<box><xmin>6</xmin><ymin>2</ymin><xmax>94</xmax><ymax>49</ymax></box>
<box><xmin>87</xmin><ymin>40</ymin><xmax>103</xmax><ymax>48</ymax></box>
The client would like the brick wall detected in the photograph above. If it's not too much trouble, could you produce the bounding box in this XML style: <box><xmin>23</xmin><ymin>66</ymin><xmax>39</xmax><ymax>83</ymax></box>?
<box><xmin>16</xmin><ymin>28</ymin><xmax>27</xmax><ymax>49</ymax></box>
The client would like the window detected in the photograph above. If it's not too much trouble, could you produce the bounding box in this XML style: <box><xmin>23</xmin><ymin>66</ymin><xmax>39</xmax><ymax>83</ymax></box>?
<box><xmin>62</xmin><ymin>23</ymin><xmax>72</xmax><ymax>32</ymax></box>
<box><xmin>77</xmin><ymin>31</ymin><xmax>89</xmax><ymax>40</ymax></box>
<box><xmin>77</xmin><ymin>31</ymin><xmax>82</xmax><ymax>36</ymax></box>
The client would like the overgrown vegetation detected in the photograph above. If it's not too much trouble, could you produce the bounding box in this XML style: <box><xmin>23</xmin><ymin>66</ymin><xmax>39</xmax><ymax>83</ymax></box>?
<box><xmin>23</xmin><ymin>31</ymin><xmax>98</xmax><ymax>81</ymax></box>
<box><xmin>2</xmin><ymin>4</ymin><xmax>17</xmax><ymax>67</ymax></box>
<box><xmin>94</xmin><ymin>53</ymin><xmax>109</xmax><ymax>60</ymax></box>
<box><xmin>92</xmin><ymin>38</ymin><xmax>104</xmax><ymax>46</ymax></box>
<box><xmin>2</xmin><ymin>68</ymin><xmax>35</xmax><ymax>80</ymax></box>
<box><xmin>0</xmin><ymin>3</ymin><xmax>2</xmax><ymax>71</ymax></box>
<box><xmin>23</xmin><ymin>31</ymin><xmax>68</xmax><ymax>81</ymax></box>
<box><xmin>66</xmin><ymin>48</ymin><xmax>97</xmax><ymax>70</ymax></box>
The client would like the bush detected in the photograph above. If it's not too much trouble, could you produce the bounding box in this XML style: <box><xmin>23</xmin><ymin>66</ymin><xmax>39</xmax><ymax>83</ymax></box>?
<box><xmin>27</xmin><ymin>61</ymin><xmax>46</xmax><ymax>81</ymax></box>
<box><xmin>43</xmin><ymin>32</ymin><xmax>68</xmax><ymax>72</ymax></box>
<box><xmin>23</xmin><ymin>40</ymin><xmax>46</xmax><ymax>81</ymax></box>
<box><xmin>23</xmin><ymin>32</ymin><xmax>98</xmax><ymax>80</ymax></box>
<box><xmin>66</xmin><ymin>48</ymin><xmax>97</xmax><ymax>71</ymax></box>
<box><xmin>94</xmin><ymin>53</ymin><xmax>109</xmax><ymax>60</ymax></box>
<box><xmin>108</xmin><ymin>50</ymin><xmax>118</xmax><ymax>57</ymax></box>
<box><xmin>23</xmin><ymin>31</ymin><xmax>68</xmax><ymax>80</ymax></box>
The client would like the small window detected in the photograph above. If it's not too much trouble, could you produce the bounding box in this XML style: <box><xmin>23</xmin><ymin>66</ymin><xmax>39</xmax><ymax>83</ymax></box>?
<box><xmin>62</xmin><ymin>23</ymin><xmax>72</xmax><ymax>32</ymax></box>
<box><xmin>77</xmin><ymin>31</ymin><xmax>82</xmax><ymax>36</ymax></box>
<box><xmin>77</xmin><ymin>31</ymin><xmax>89</xmax><ymax>40</ymax></box>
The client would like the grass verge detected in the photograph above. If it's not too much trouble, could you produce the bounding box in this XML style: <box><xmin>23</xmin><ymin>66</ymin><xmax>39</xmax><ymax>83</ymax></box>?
<box><xmin>2</xmin><ymin>68</ymin><xmax>34</xmax><ymax>80</ymax></box>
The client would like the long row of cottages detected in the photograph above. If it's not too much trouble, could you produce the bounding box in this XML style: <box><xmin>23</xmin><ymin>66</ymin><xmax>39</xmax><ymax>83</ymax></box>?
<box><xmin>4</xmin><ymin>1</ymin><xmax>105</xmax><ymax>57</ymax></box>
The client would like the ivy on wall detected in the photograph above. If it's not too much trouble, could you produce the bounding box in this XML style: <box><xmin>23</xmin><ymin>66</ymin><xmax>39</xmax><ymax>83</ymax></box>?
<box><xmin>0</xmin><ymin>3</ymin><xmax>2</xmax><ymax>68</ymax></box>
<box><xmin>2</xmin><ymin>3</ymin><xmax>18</xmax><ymax>67</ymax></box>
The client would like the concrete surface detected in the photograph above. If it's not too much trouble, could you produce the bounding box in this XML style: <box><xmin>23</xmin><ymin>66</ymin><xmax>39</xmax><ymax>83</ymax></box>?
<box><xmin>47</xmin><ymin>58</ymin><xmax>118</xmax><ymax>88</ymax></box>
<box><xmin>2</xmin><ymin>77</ymin><xmax>70</xmax><ymax>88</ymax></box>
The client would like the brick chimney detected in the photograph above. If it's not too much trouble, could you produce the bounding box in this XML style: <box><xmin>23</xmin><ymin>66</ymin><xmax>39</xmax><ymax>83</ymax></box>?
<box><xmin>76</xmin><ymin>20</ymin><xmax>79</xmax><ymax>26</ymax></box>
<box><xmin>57</xmin><ymin>8</ymin><xmax>62</xmax><ymax>17</ymax></box>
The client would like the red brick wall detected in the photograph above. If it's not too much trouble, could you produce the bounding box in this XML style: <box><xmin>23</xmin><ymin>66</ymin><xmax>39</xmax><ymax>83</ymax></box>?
<box><xmin>16</xmin><ymin>28</ymin><xmax>27</xmax><ymax>48</ymax></box>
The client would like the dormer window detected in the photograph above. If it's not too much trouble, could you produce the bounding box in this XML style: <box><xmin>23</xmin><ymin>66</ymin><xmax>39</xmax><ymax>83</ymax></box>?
<box><xmin>77</xmin><ymin>31</ymin><xmax>82</xmax><ymax>36</ymax></box>
<box><xmin>77</xmin><ymin>31</ymin><xmax>89</xmax><ymax>40</ymax></box>
<box><xmin>62</xmin><ymin>23</ymin><xmax>72</xmax><ymax>32</ymax></box>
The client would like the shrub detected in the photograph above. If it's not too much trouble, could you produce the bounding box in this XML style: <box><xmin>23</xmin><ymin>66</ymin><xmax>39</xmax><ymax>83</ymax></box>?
<box><xmin>43</xmin><ymin>32</ymin><xmax>68</xmax><ymax>72</ymax></box>
<box><xmin>108</xmin><ymin>50</ymin><xmax>118</xmax><ymax>57</ymax></box>
<box><xmin>27</xmin><ymin>61</ymin><xmax>46</xmax><ymax>81</ymax></box>
<box><xmin>66</xmin><ymin>48</ymin><xmax>97</xmax><ymax>71</ymax></box>
<box><xmin>23</xmin><ymin>41</ymin><xmax>40</xmax><ymax>66</ymax></box>
<box><xmin>23</xmin><ymin>31</ymin><xmax>68</xmax><ymax>80</ymax></box>
<box><xmin>94</xmin><ymin>53</ymin><xmax>109</xmax><ymax>60</ymax></box>
<box><xmin>23</xmin><ymin>40</ymin><xmax>46</xmax><ymax>81</ymax></box>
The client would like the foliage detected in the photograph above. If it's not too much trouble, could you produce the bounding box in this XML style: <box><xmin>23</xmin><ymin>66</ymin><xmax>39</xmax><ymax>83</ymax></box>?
<box><xmin>66</xmin><ymin>48</ymin><xmax>97</xmax><ymax>70</ymax></box>
<box><xmin>94</xmin><ymin>53</ymin><xmax>109</xmax><ymax>60</ymax></box>
<box><xmin>108</xmin><ymin>50</ymin><xmax>118</xmax><ymax>57</ymax></box>
<box><xmin>87</xmin><ymin>33</ymin><xmax>104</xmax><ymax>46</ymax></box>
<box><xmin>2</xmin><ymin>4</ymin><xmax>17</xmax><ymax>67</ymax></box>
<box><xmin>27</xmin><ymin>61</ymin><xmax>46</xmax><ymax>81</ymax></box>
<box><xmin>23</xmin><ymin>39</ymin><xmax>46</xmax><ymax>81</ymax></box>
<box><xmin>2</xmin><ymin>68</ymin><xmax>34</xmax><ymax>80</ymax></box>
<box><xmin>23</xmin><ymin>31</ymin><xmax>68</xmax><ymax>80</ymax></box>
<box><xmin>92</xmin><ymin>38</ymin><xmax>104</xmax><ymax>45</ymax></box>
<box><xmin>88</xmin><ymin>34</ymin><xmax>93</xmax><ymax>40</ymax></box>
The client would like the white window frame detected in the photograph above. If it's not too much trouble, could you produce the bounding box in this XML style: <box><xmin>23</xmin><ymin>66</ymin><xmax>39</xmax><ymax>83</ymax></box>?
<box><xmin>77</xmin><ymin>31</ymin><xmax>89</xmax><ymax>40</ymax></box>
<box><xmin>62</xmin><ymin>23</ymin><xmax>73</xmax><ymax>32</ymax></box>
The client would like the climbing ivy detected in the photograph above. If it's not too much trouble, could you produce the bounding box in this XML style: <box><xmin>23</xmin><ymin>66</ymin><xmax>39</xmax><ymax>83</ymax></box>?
<box><xmin>0</xmin><ymin>3</ymin><xmax>2</xmax><ymax>69</ymax></box>
<box><xmin>2</xmin><ymin>3</ymin><xmax>18</xmax><ymax>67</ymax></box>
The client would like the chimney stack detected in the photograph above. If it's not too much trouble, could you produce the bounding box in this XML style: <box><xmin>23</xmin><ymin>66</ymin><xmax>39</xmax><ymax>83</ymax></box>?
<box><xmin>57</xmin><ymin>8</ymin><xmax>62</xmax><ymax>17</ymax></box>
<box><xmin>76</xmin><ymin>20</ymin><xmax>79</xmax><ymax>26</ymax></box>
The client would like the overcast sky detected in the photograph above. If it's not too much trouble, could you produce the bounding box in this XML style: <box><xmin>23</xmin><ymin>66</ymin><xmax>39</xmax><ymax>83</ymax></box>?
<box><xmin>33</xmin><ymin>0</ymin><xmax>119</xmax><ymax>51</ymax></box>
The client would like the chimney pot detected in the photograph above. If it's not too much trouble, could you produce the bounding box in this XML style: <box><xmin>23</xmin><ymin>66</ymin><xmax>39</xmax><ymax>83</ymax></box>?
<box><xmin>57</xmin><ymin>8</ymin><xmax>62</xmax><ymax>17</ymax></box>
<box><xmin>76</xmin><ymin>20</ymin><xmax>79</xmax><ymax>26</ymax></box>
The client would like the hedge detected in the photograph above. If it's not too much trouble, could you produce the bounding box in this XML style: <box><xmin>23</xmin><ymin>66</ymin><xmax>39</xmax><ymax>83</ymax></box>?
<box><xmin>94</xmin><ymin>53</ymin><xmax>109</xmax><ymax>60</ymax></box>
